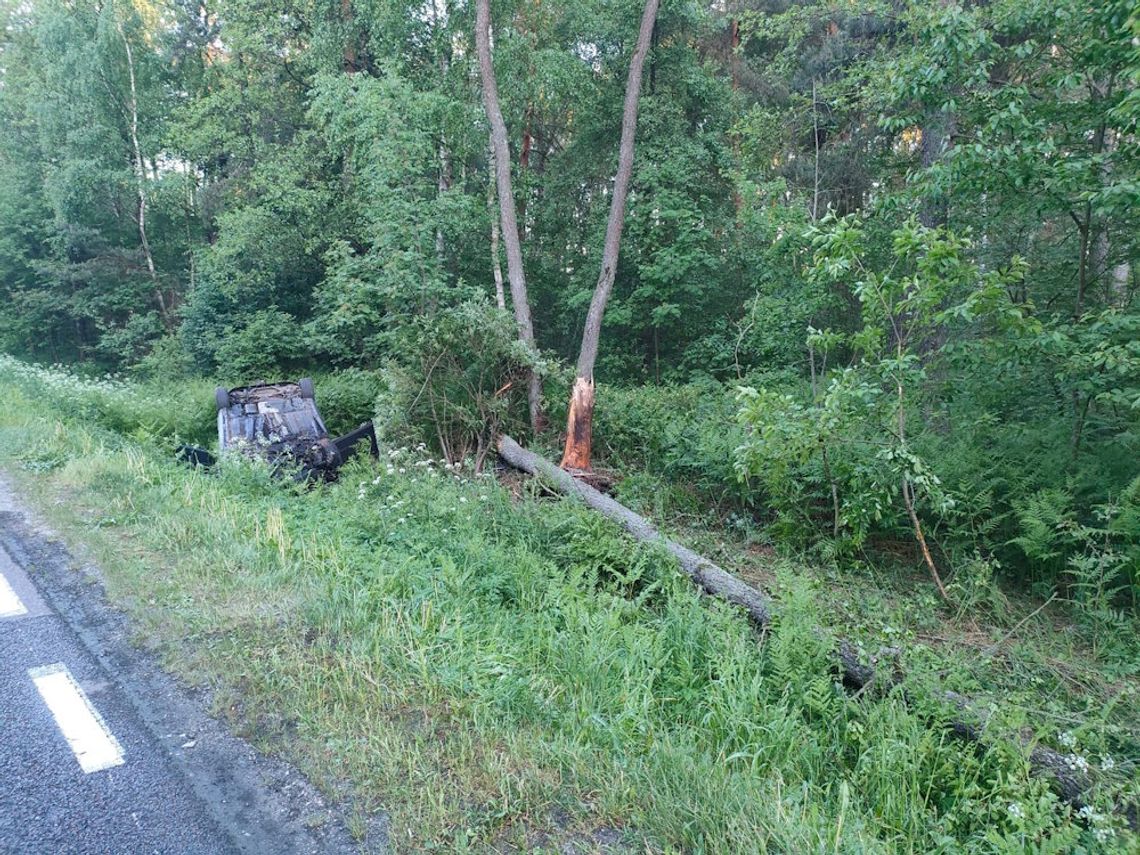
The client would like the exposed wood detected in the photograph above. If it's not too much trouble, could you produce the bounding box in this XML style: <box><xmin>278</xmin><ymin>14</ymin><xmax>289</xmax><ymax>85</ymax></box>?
<box><xmin>559</xmin><ymin>376</ymin><xmax>594</xmax><ymax>471</ymax></box>
<box><xmin>497</xmin><ymin>434</ymin><xmax>1118</xmax><ymax>817</ymax></box>
<box><xmin>475</xmin><ymin>0</ymin><xmax>543</xmax><ymax>435</ymax></box>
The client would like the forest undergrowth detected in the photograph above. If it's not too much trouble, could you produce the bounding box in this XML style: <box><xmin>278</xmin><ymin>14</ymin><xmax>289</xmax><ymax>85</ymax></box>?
<box><xmin>1</xmin><ymin>356</ymin><xmax>1137</xmax><ymax>853</ymax></box>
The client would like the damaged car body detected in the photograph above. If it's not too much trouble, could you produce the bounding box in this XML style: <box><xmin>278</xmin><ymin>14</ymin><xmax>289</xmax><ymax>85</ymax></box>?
<box><xmin>187</xmin><ymin>378</ymin><xmax>378</xmax><ymax>480</ymax></box>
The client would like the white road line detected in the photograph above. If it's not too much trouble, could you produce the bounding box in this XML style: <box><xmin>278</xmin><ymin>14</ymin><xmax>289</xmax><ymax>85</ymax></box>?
<box><xmin>28</xmin><ymin>664</ymin><xmax>125</xmax><ymax>773</ymax></box>
<box><xmin>0</xmin><ymin>571</ymin><xmax>27</xmax><ymax>618</ymax></box>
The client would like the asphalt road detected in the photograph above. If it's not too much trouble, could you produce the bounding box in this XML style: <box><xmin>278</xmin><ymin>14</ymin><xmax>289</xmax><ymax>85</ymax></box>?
<box><xmin>0</xmin><ymin>477</ymin><xmax>382</xmax><ymax>855</ymax></box>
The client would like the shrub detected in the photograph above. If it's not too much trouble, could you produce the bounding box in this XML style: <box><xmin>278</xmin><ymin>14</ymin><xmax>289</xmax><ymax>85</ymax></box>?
<box><xmin>309</xmin><ymin>368</ymin><xmax>385</xmax><ymax>436</ymax></box>
<box><xmin>129</xmin><ymin>333</ymin><xmax>197</xmax><ymax>381</ymax></box>
<box><xmin>375</xmin><ymin>297</ymin><xmax>536</xmax><ymax>469</ymax></box>
<box><xmin>214</xmin><ymin>308</ymin><xmax>306</xmax><ymax>381</ymax></box>
<box><xmin>582</xmin><ymin>379</ymin><xmax>757</xmax><ymax>514</ymax></box>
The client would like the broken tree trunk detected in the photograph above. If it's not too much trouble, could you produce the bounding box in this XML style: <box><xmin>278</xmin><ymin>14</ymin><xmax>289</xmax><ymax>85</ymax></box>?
<box><xmin>559</xmin><ymin>0</ymin><xmax>661</xmax><ymax>471</ymax></box>
<box><xmin>499</xmin><ymin>434</ymin><xmax>770</xmax><ymax>624</ymax></box>
<box><xmin>496</xmin><ymin>434</ymin><xmax>1125</xmax><ymax>817</ymax></box>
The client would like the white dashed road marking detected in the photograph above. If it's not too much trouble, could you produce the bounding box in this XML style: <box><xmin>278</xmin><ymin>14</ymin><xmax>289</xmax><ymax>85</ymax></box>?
<box><xmin>0</xmin><ymin>571</ymin><xmax>27</xmax><ymax>618</ymax></box>
<box><xmin>0</xmin><ymin>543</ymin><xmax>49</xmax><ymax>618</ymax></box>
<box><xmin>28</xmin><ymin>663</ymin><xmax>125</xmax><ymax>773</ymax></box>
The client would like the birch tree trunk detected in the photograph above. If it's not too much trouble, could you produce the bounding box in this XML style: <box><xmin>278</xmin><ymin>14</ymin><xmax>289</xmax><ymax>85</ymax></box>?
<box><xmin>431</xmin><ymin>0</ymin><xmax>451</xmax><ymax>265</ymax></box>
<box><xmin>488</xmin><ymin>139</ymin><xmax>507</xmax><ymax>311</ymax></box>
<box><xmin>474</xmin><ymin>0</ymin><xmax>543</xmax><ymax>434</ymax></box>
<box><xmin>116</xmin><ymin>14</ymin><xmax>166</xmax><ymax>324</ymax></box>
<box><xmin>560</xmin><ymin>0</ymin><xmax>661</xmax><ymax>471</ymax></box>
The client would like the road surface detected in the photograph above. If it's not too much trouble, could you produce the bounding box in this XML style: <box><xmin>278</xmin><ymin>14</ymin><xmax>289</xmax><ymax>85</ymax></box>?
<box><xmin>0</xmin><ymin>476</ymin><xmax>381</xmax><ymax>854</ymax></box>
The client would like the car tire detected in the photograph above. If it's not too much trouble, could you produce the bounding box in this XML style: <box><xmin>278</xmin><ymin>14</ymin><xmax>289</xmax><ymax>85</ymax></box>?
<box><xmin>298</xmin><ymin>377</ymin><xmax>315</xmax><ymax>399</ymax></box>
<box><xmin>215</xmin><ymin>386</ymin><xmax>231</xmax><ymax>411</ymax></box>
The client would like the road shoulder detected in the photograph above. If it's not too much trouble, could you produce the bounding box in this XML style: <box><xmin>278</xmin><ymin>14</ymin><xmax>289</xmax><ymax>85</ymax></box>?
<box><xmin>0</xmin><ymin>473</ymin><xmax>383</xmax><ymax>855</ymax></box>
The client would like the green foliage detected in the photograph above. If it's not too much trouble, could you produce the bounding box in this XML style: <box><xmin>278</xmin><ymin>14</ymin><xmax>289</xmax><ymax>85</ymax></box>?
<box><xmin>573</xmin><ymin>380</ymin><xmax>756</xmax><ymax>514</ymax></box>
<box><xmin>5</xmin><ymin>365</ymin><xmax>1135</xmax><ymax>851</ymax></box>
<box><xmin>307</xmin><ymin>368</ymin><xmax>385</xmax><ymax>437</ymax></box>
<box><xmin>1</xmin><ymin>0</ymin><xmax>1139</xmax><ymax>845</ymax></box>
<box><xmin>1011</xmin><ymin>487</ymin><xmax>1140</xmax><ymax>621</ymax></box>
<box><xmin>0</xmin><ymin>353</ymin><xmax>215</xmax><ymax>446</ymax></box>
<box><xmin>376</xmin><ymin>297</ymin><xmax>536</xmax><ymax>467</ymax></box>
<box><xmin>213</xmin><ymin>308</ymin><xmax>307</xmax><ymax>381</ymax></box>
<box><xmin>736</xmin><ymin>216</ymin><xmax>1028</xmax><ymax>559</ymax></box>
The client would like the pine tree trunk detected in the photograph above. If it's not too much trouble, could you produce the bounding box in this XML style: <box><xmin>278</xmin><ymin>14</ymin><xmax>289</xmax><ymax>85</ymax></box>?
<box><xmin>560</xmin><ymin>0</ymin><xmax>661</xmax><ymax>470</ymax></box>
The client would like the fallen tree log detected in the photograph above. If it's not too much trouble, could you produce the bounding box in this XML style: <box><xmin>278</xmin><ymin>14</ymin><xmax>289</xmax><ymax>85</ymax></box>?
<box><xmin>496</xmin><ymin>434</ymin><xmax>1130</xmax><ymax>820</ymax></box>
<box><xmin>497</xmin><ymin>434</ymin><xmax>772</xmax><ymax>626</ymax></box>
<box><xmin>501</xmin><ymin>435</ymin><xmax>887</xmax><ymax>689</ymax></box>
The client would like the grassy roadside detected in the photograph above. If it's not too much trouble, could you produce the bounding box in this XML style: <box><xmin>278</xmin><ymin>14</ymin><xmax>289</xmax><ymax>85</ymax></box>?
<box><xmin>0</xmin><ymin>358</ymin><xmax>1135</xmax><ymax>852</ymax></box>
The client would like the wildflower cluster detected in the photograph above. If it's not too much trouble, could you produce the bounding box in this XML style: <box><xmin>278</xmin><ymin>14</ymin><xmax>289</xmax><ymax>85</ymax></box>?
<box><xmin>353</xmin><ymin>444</ymin><xmax>499</xmax><ymax>537</ymax></box>
<box><xmin>1078</xmin><ymin>805</ymin><xmax>1117</xmax><ymax>844</ymax></box>
<box><xmin>0</xmin><ymin>354</ymin><xmax>209</xmax><ymax>443</ymax></box>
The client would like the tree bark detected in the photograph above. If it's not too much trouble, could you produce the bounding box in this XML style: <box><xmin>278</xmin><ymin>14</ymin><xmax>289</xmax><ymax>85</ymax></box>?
<box><xmin>1111</xmin><ymin>262</ymin><xmax>1131</xmax><ymax>307</ymax></box>
<box><xmin>475</xmin><ymin>0</ymin><xmax>543</xmax><ymax>435</ymax></box>
<box><xmin>341</xmin><ymin>0</ymin><xmax>358</xmax><ymax>72</ymax></box>
<box><xmin>560</xmin><ymin>0</ymin><xmax>661</xmax><ymax>470</ymax></box>
<box><xmin>116</xmin><ymin>15</ymin><xmax>166</xmax><ymax>325</ymax></box>
<box><xmin>917</xmin><ymin>108</ymin><xmax>953</xmax><ymax>229</ymax></box>
<box><xmin>487</xmin><ymin>144</ymin><xmax>507</xmax><ymax>310</ymax></box>
<box><xmin>431</xmin><ymin>0</ymin><xmax>451</xmax><ymax>264</ymax></box>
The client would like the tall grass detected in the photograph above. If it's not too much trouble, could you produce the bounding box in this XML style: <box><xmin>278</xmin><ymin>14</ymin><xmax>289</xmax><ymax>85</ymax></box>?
<box><xmin>0</xmin><ymin>358</ymin><xmax>1131</xmax><ymax>852</ymax></box>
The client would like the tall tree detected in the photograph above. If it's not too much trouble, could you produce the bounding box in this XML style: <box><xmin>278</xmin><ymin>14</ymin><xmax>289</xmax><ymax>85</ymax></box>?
<box><xmin>475</xmin><ymin>0</ymin><xmax>543</xmax><ymax>435</ymax></box>
<box><xmin>560</xmin><ymin>0</ymin><xmax>661</xmax><ymax>470</ymax></box>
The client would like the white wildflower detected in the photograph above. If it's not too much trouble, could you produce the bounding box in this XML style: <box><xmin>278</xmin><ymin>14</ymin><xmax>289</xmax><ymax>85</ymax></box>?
<box><xmin>1058</xmin><ymin>731</ymin><xmax>1076</xmax><ymax>748</ymax></box>
<box><xmin>1007</xmin><ymin>802</ymin><xmax>1024</xmax><ymax>819</ymax></box>
<box><xmin>1101</xmin><ymin>755</ymin><xmax>1115</xmax><ymax>771</ymax></box>
<box><xmin>1066</xmin><ymin>754</ymin><xmax>1089</xmax><ymax>773</ymax></box>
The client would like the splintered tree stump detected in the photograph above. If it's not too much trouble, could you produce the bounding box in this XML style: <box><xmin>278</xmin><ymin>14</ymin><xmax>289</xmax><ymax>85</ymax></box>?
<box><xmin>560</xmin><ymin>376</ymin><xmax>595</xmax><ymax>471</ymax></box>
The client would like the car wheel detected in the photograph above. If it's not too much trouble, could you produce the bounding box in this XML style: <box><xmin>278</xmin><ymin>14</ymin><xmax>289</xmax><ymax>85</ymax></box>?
<box><xmin>215</xmin><ymin>386</ymin><xmax>231</xmax><ymax>411</ymax></box>
<box><xmin>298</xmin><ymin>377</ymin><xmax>315</xmax><ymax>399</ymax></box>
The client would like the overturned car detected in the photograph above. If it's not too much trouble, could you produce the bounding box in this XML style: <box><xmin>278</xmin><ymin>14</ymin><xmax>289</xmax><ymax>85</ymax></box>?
<box><xmin>208</xmin><ymin>378</ymin><xmax>377</xmax><ymax>480</ymax></box>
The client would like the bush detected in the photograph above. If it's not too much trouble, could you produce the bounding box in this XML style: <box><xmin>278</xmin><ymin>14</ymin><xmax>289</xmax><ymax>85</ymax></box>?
<box><xmin>375</xmin><ymin>297</ymin><xmax>536</xmax><ymax>468</ymax></box>
<box><xmin>309</xmin><ymin>368</ymin><xmax>386</xmax><ymax>436</ymax></box>
<box><xmin>214</xmin><ymin>308</ymin><xmax>306</xmax><ymax>381</ymax></box>
<box><xmin>129</xmin><ymin>333</ymin><xmax>197</xmax><ymax>381</ymax></box>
